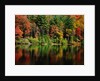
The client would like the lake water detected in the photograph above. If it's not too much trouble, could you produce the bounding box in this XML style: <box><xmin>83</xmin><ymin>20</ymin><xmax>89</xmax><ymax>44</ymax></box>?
<box><xmin>15</xmin><ymin>45</ymin><xmax>84</xmax><ymax>65</ymax></box>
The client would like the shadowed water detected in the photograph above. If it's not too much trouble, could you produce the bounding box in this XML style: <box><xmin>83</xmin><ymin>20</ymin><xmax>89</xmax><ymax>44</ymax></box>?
<box><xmin>15</xmin><ymin>45</ymin><xmax>84</xmax><ymax>65</ymax></box>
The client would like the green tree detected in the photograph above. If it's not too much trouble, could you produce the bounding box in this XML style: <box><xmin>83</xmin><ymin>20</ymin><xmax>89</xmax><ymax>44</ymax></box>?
<box><xmin>35</xmin><ymin>15</ymin><xmax>49</xmax><ymax>35</ymax></box>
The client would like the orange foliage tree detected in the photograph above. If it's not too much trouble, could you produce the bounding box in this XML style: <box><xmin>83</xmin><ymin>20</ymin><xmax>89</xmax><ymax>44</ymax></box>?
<box><xmin>49</xmin><ymin>25</ymin><xmax>59</xmax><ymax>38</ymax></box>
<box><xmin>15</xmin><ymin>15</ymin><xmax>31</xmax><ymax>38</ymax></box>
<box><xmin>15</xmin><ymin>26</ymin><xmax>23</xmax><ymax>38</ymax></box>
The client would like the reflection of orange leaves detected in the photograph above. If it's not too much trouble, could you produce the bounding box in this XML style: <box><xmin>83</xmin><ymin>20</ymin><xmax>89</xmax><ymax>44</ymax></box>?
<box><xmin>76</xmin><ymin>53</ymin><xmax>81</xmax><ymax>62</ymax></box>
<box><xmin>73</xmin><ymin>54</ymin><xmax>76</xmax><ymax>60</ymax></box>
<box><xmin>76</xmin><ymin>48</ymin><xmax>84</xmax><ymax>64</ymax></box>
<box><xmin>24</xmin><ymin>53</ymin><xmax>30</xmax><ymax>64</ymax></box>
<box><xmin>49</xmin><ymin>54</ymin><xmax>58</xmax><ymax>64</ymax></box>
<box><xmin>57</xmin><ymin>48</ymin><xmax>63</xmax><ymax>58</ymax></box>
<box><xmin>21</xmin><ymin>50</ymin><xmax>31</xmax><ymax>65</ymax></box>
<box><xmin>34</xmin><ymin>48</ymin><xmax>38</xmax><ymax>55</ymax></box>
<box><xmin>15</xmin><ymin>49</ymin><xmax>22</xmax><ymax>63</ymax></box>
<box><xmin>15</xmin><ymin>49</ymin><xmax>31</xmax><ymax>65</ymax></box>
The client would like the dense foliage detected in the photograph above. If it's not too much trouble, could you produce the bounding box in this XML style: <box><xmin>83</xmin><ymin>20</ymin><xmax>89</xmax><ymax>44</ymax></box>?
<box><xmin>15</xmin><ymin>15</ymin><xmax>84</xmax><ymax>46</ymax></box>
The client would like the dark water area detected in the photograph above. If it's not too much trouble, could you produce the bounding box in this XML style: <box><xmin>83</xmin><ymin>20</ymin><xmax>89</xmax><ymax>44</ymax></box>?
<box><xmin>15</xmin><ymin>45</ymin><xmax>84</xmax><ymax>65</ymax></box>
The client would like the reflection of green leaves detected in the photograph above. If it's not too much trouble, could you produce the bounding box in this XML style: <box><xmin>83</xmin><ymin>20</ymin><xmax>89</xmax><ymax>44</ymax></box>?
<box><xmin>38</xmin><ymin>45</ymin><xmax>50</xmax><ymax>56</ymax></box>
<box><xmin>81</xmin><ymin>40</ymin><xmax>84</xmax><ymax>46</ymax></box>
<box><xmin>28</xmin><ymin>45</ymin><xmax>39</xmax><ymax>51</ymax></box>
<box><xmin>67</xmin><ymin>54</ymin><xmax>73</xmax><ymax>60</ymax></box>
<box><xmin>62</xmin><ymin>45</ymin><xmax>68</xmax><ymax>50</ymax></box>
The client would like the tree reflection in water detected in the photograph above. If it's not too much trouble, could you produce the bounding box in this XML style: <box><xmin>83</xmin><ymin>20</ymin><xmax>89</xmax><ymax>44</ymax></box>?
<box><xmin>15</xmin><ymin>45</ymin><xmax>84</xmax><ymax>65</ymax></box>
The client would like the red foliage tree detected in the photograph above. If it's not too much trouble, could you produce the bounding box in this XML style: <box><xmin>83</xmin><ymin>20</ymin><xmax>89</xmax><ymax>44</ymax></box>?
<box><xmin>15</xmin><ymin>15</ymin><xmax>31</xmax><ymax>38</ymax></box>
<box><xmin>49</xmin><ymin>25</ymin><xmax>59</xmax><ymax>37</ymax></box>
<box><xmin>15</xmin><ymin>26</ymin><xmax>23</xmax><ymax>38</ymax></box>
<box><xmin>75</xmin><ymin>15</ymin><xmax>80</xmax><ymax>19</ymax></box>
<box><xmin>76</xmin><ymin>27</ymin><xmax>83</xmax><ymax>40</ymax></box>
<box><xmin>76</xmin><ymin>27</ymin><xmax>81</xmax><ymax>36</ymax></box>
<box><xmin>15</xmin><ymin>49</ymin><xmax>22</xmax><ymax>63</ymax></box>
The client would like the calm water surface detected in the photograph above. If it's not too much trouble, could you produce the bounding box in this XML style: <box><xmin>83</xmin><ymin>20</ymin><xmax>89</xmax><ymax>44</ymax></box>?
<box><xmin>15</xmin><ymin>45</ymin><xmax>84</xmax><ymax>65</ymax></box>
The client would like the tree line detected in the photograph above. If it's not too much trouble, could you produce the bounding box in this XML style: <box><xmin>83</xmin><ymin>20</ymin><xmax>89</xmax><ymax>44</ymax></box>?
<box><xmin>15</xmin><ymin>15</ymin><xmax>84</xmax><ymax>46</ymax></box>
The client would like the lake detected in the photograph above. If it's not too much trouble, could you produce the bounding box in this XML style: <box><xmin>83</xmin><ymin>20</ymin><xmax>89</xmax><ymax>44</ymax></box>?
<box><xmin>15</xmin><ymin>45</ymin><xmax>84</xmax><ymax>65</ymax></box>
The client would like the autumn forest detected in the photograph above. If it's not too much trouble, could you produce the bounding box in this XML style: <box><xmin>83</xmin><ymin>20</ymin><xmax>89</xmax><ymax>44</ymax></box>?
<box><xmin>15</xmin><ymin>15</ymin><xmax>84</xmax><ymax>65</ymax></box>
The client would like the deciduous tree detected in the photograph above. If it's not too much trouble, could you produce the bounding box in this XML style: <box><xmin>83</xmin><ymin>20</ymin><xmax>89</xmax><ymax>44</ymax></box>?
<box><xmin>15</xmin><ymin>15</ymin><xmax>31</xmax><ymax>38</ymax></box>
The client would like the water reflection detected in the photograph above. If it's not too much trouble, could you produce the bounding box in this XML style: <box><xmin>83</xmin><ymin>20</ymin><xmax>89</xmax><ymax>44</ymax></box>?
<box><xmin>15</xmin><ymin>45</ymin><xmax>84</xmax><ymax>65</ymax></box>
